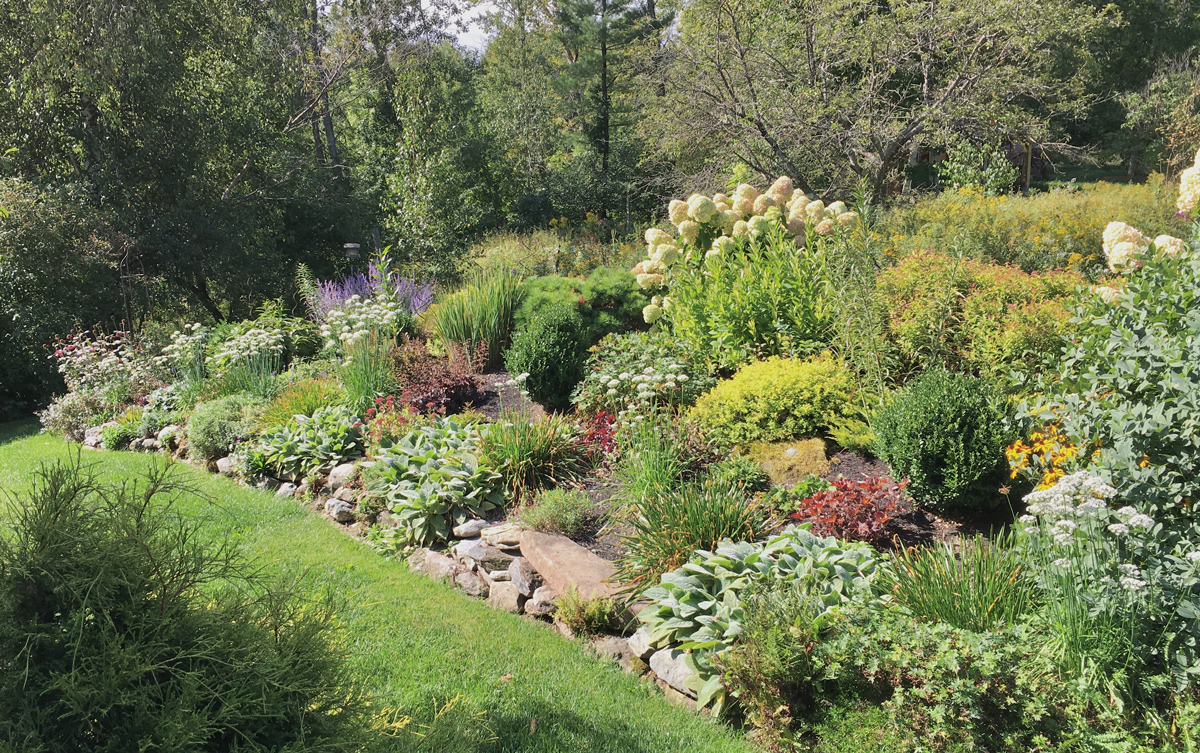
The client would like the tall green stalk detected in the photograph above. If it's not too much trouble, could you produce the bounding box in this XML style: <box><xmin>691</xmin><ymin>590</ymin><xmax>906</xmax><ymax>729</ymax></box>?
<box><xmin>432</xmin><ymin>271</ymin><xmax>525</xmax><ymax>371</ymax></box>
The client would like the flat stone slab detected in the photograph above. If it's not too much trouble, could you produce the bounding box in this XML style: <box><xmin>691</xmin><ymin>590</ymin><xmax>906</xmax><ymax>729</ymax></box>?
<box><xmin>453</xmin><ymin>519</ymin><xmax>489</xmax><ymax>538</ymax></box>
<box><xmin>481</xmin><ymin>522</ymin><xmax>523</xmax><ymax>547</ymax></box>
<box><xmin>519</xmin><ymin>531</ymin><xmax>617</xmax><ymax>601</ymax></box>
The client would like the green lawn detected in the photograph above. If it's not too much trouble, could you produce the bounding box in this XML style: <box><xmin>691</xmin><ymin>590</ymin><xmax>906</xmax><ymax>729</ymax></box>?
<box><xmin>0</xmin><ymin>420</ymin><xmax>753</xmax><ymax>753</ymax></box>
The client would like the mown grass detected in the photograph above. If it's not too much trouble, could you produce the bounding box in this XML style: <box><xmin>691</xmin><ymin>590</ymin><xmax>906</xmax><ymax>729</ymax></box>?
<box><xmin>0</xmin><ymin>420</ymin><xmax>752</xmax><ymax>753</ymax></box>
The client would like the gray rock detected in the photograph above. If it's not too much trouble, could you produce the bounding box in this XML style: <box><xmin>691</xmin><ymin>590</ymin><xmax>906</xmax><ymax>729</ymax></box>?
<box><xmin>216</xmin><ymin>456</ymin><xmax>236</xmax><ymax>476</ymax></box>
<box><xmin>481</xmin><ymin>569</ymin><xmax>511</xmax><ymax>583</ymax></box>
<box><xmin>508</xmin><ymin>557</ymin><xmax>541</xmax><ymax>597</ymax></box>
<box><xmin>454</xmin><ymin>539</ymin><xmax>515</xmax><ymax>570</ymax></box>
<box><xmin>257</xmin><ymin>477</ymin><xmax>281</xmax><ymax>492</ymax></box>
<box><xmin>407</xmin><ymin>548</ymin><xmax>431</xmax><ymax>574</ymax></box>
<box><xmin>141</xmin><ymin>438</ymin><xmax>161</xmax><ymax>452</ymax></box>
<box><xmin>276</xmin><ymin>482</ymin><xmax>298</xmax><ymax>498</ymax></box>
<box><xmin>525</xmin><ymin>586</ymin><xmax>559</xmax><ymax>616</ymax></box>
<box><xmin>649</xmin><ymin>649</ymin><xmax>695</xmax><ymax>697</ymax></box>
<box><xmin>296</xmin><ymin>480</ymin><xmax>310</xmax><ymax>498</ymax></box>
<box><xmin>487</xmin><ymin>581</ymin><xmax>526</xmax><ymax>613</ymax></box>
<box><xmin>324</xmin><ymin>498</ymin><xmax>356</xmax><ymax>524</ymax></box>
<box><xmin>156</xmin><ymin>424</ymin><xmax>180</xmax><ymax>447</ymax></box>
<box><xmin>334</xmin><ymin>486</ymin><xmax>357</xmax><ymax>502</ymax></box>
<box><xmin>452</xmin><ymin>518</ymin><xmax>489</xmax><ymax>538</ymax></box>
<box><xmin>424</xmin><ymin>551</ymin><xmax>459</xmax><ymax>581</ymax></box>
<box><xmin>129</xmin><ymin>438</ymin><xmax>142</xmax><ymax>451</ymax></box>
<box><xmin>327</xmin><ymin>462</ymin><xmax>357</xmax><ymax>491</ymax></box>
<box><xmin>657</xmin><ymin>680</ymin><xmax>699</xmax><ymax>711</ymax></box>
<box><xmin>589</xmin><ymin>636</ymin><xmax>633</xmax><ymax>664</ymax></box>
<box><xmin>626</xmin><ymin>626</ymin><xmax>655</xmax><ymax>660</ymax></box>
<box><xmin>83</xmin><ymin>425</ymin><xmax>107</xmax><ymax>448</ymax></box>
<box><xmin>455</xmin><ymin>570</ymin><xmax>490</xmax><ymax>598</ymax></box>
<box><xmin>376</xmin><ymin>510</ymin><xmax>402</xmax><ymax>529</ymax></box>
<box><xmin>784</xmin><ymin>447</ymin><xmax>799</xmax><ymax>457</ymax></box>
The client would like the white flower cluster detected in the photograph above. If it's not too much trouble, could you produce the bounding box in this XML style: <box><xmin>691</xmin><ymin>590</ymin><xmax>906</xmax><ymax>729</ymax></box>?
<box><xmin>320</xmin><ymin>294</ymin><xmax>403</xmax><ymax>351</ymax></box>
<box><xmin>207</xmin><ymin>328</ymin><xmax>284</xmax><ymax>373</ymax></box>
<box><xmin>1178</xmin><ymin>147</ymin><xmax>1200</xmax><ymax>214</ymax></box>
<box><xmin>1024</xmin><ymin>470</ymin><xmax>1117</xmax><ymax>518</ymax></box>
<box><xmin>158</xmin><ymin>323</ymin><xmax>207</xmax><ymax>364</ymax></box>
<box><xmin>609</xmin><ymin>364</ymin><xmax>691</xmax><ymax>426</ymax></box>
<box><xmin>1100</xmin><ymin>221</ymin><xmax>1188</xmax><ymax>277</ymax></box>
<box><xmin>633</xmin><ymin>177</ymin><xmax>859</xmax><ymax>324</ymax></box>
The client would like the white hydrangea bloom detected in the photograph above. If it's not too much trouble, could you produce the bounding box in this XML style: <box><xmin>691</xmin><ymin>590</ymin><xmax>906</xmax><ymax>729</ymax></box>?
<box><xmin>668</xmin><ymin>199</ymin><xmax>689</xmax><ymax>226</ymax></box>
<box><xmin>1154</xmin><ymin>234</ymin><xmax>1186</xmax><ymax>258</ymax></box>
<box><xmin>678</xmin><ymin>220</ymin><xmax>700</xmax><ymax>246</ymax></box>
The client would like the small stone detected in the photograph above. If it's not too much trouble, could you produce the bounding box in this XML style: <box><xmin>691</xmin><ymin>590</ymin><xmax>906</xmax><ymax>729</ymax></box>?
<box><xmin>455</xmin><ymin>570</ymin><xmax>490</xmax><ymax>598</ymax></box>
<box><xmin>649</xmin><ymin>649</ymin><xmax>695</xmax><ymax>697</ymax></box>
<box><xmin>257</xmin><ymin>477</ymin><xmax>281</xmax><ymax>492</ymax></box>
<box><xmin>452</xmin><ymin>519</ymin><xmax>489</xmax><ymax>538</ymax></box>
<box><xmin>657</xmin><ymin>680</ymin><xmax>699</xmax><ymax>711</ymax></box>
<box><xmin>129</xmin><ymin>438</ymin><xmax>143</xmax><ymax>451</ymax></box>
<box><xmin>376</xmin><ymin>510</ymin><xmax>402</xmax><ymax>529</ymax></box>
<box><xmin>216</xmin><ymin>457</ymin><xmax>236</xmax><ymax>476</ymax></box>
<box><xmin>454</xmin><ymin>539</ymin><xmax>514</xmax><ymax>570</ymax></box>
<box><xmin>296</xmin><ymin>480</ymin><xmax>310</xmax><ymax>497</ymax></box>
<box><xmin>525</xmin><ymin>586</ymin><xmax>559</xmax><ymax>616</ymax></box>
<box><xmin>141</xmin><ymin>438</ymin><xmax>161</xmax><ymax>452</ymax></box>
<box><xmin>487</xmin><ymin>581</ymin><xmax>525</xmax><ymax>613</ymax></box>
<box><xmin>424</xmin><ymin>551</ymin><xmax>459</xmax><ymax>581</ymax></box>
<box><xmin>627</xmin><ymin>626</ymin><xmax>655</xmax><ymax>660</ymax></box>
<box><xmin>407</xmin><ymin>548</ymin><xmax>431</xmax><ymax>574</ymax></box>
<box><xmin>784</xmin><ymin>447</ymin><xmax>799</xmax><ymax>457</ymax></box>
<box><xmin>508</xmin><ymin>557</ymin><xmax>541</xmax><ymax>597</ymax></box>
<box><xmin>327</xmin><ymin>462</ymin><xmax>357</xmax><ymax>491</ymax></box>
<box><xmin>482</xmin><ymin>569</ymin><xmax>511</xmax><ymax>583</ymax></box>
<box><xmin>276</xmin><ymin>482</ymin><xmax>298</xmax><ymax>498</ymax></box>
<box><xmin>156</xmin><ymin>424</ymin><xmax>180</xmax><ymax>447</ymax></box>
<box><xmin>335</xmin><ymin>486</ymin><xmax>357</xmax><ymax>502</ymax></box>
<box><xmin>324</xmin><ymin>498</ymin><xmax>356</xmax><ymax>524</ymax></box>
<box><xmin>481</xmin><ymin>522</ymin><xmax>523</xmax><ymax>547</ymax></box>
<box><xmin>589</xmin><ymin>636</ymin><xmax>633</xmax><ymax>664</ymax></box>
<box><xmin>83</xmin><ymin>425</ymin><xmax>107</xmax><ymax>448</ymax></box>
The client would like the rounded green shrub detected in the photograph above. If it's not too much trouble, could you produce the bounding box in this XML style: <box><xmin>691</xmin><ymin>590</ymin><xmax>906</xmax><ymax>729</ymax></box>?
<box><xmin>186</xmin><ymin>393</ymin><xmax>260</xmax><ymax>461</ymax></box>
<box><xmin>872</xmin><ymin>369</ymin><xmax>1015</xmax><ymax>514</ymax></box>
<box><xmin>504</xmin><ymin>302</ymin><xmax>588</xmax><ymax>412</ymax></box>
<box><xmin>513</xmin><ymin>267</ymin><xmax>646</xmax><ymax>345</ymax></box>
<box><xmin>688</xmin><ymin>355</ymin><xmax>856</xmax><ymax>447</ymax></box>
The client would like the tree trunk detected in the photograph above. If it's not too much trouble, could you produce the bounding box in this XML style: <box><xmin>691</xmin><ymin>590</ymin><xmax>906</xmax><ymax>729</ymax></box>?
<box><xmin>310</xmin><ymin>0</ymin><xmax>341</xmax><ymax>174</ymax></box>
<box><xmin>598</xmin><ymin>0</ymin><xmax>610</xmax><ymax>220</ymax></box>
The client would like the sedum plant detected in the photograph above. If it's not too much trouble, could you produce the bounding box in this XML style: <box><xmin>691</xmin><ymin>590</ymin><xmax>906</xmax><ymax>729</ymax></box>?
<box><xmin>254</xmin><ymin>406</ymin><xmax>364</xmax><ymax>479</ymax></box>
<box><xmin>363</xmin><ymin>418</ymin><xmax>505</xmax><ymax>547</ymax></box>
<box><xmin>571</xmin><ymin>330</ymin><xmax>715</xmax><ymax>421</ymax></box>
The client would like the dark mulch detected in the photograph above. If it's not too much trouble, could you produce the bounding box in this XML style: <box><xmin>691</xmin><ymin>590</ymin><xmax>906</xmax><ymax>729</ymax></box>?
<box><xmin>823</xmin><ymin>449</ymin><xmax>892</xmax><ymax>484</ymax></box>
<box><xmin>469</xmin><ymin>370</ymin><xmax>547</xmax><ymax>422</ymax></box>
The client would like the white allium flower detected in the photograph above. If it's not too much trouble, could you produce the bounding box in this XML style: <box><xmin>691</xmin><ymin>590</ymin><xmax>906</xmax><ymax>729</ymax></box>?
<box><xmin>1129</xmin><ymin>513</ymin><xmax>1154</xmax><ymax>530</ymax></box>
<box><xmin>1116</xmin><ymin>506</ymin><xmax>1139</xmax><ymax>517</ymax></box>
<box><xmin>1120</xmin><ymin>576</ymin><xmax>1148</xmax><ymax>591</ymax></box>
<box><xmin>1107</xmin><ymin>523</ymin><xmax>1130</xmax><ymax>535</ymax></box>
<box><xmin>1053</xmin><ymin>558</ymin><xmax>1072</xmax><ymax>568</ymax></box>
<box><xmin>1019</xmin><ymin>514</ymin><xmax>1037</xmax><ymax>524</ymax></box>
<box><xmin>1187</xmin><ymin>551</ymin><xmax>1200</xmax><ymax>562</ymax></box>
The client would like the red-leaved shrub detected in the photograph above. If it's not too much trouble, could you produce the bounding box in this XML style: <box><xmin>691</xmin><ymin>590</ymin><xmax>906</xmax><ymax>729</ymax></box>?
<box><xmin>789</xmin><ymin>477</ymin><xmax>908</xmax><ymax>546</ymax></box>
<box><xmin>391</xmin><ymin>336</ymin><xmax>479</xmax><ymax>415</ymax></box>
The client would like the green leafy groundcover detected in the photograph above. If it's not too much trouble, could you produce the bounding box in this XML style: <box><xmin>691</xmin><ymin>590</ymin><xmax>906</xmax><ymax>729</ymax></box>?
<box><xmin>0</xmin><ymin>421</ymin><xmax>753</xmax><ymax>753</ymax></box>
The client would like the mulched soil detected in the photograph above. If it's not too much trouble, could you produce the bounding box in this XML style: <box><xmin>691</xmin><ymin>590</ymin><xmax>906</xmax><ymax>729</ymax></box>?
<box><xmin>469</xmin><ymin>370</ymin><xmax>548</xmax><ymax>422</ymax></box>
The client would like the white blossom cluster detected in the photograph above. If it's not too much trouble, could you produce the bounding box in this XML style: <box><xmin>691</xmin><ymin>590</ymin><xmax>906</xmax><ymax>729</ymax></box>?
<box><xmin>1178</xmin><ymin>147</ymin><xmax>1200</xmax><ymax>214</ymax></box>
<box><xmin>611</xmin><ymin>364</ymin><xmax>691</xmax><ymax>427</ymax></box>
<box><xmin>1020</xmin><ymin>471</ymin><xmax>1155</xmax><ymax>592</ymax></box>
<box><xmin>157</xmin><ymin>323</ymin><xmax>208</xmax><ymax>368</ymax></box>
<box><xmin>207</xmin><ymin>328</ymin><xmax>284</xmax><ymax>373</ymax></box>
<box><xmin>1099</xmin><ymin>221</ymin><xmax>1187</xmax><ymax>278</ymax></box>
<box><xmin>633</xmin><ymin>177</ymin><xmax>859</xmax><ymax>324</ymax></box>
<box><xmin>320</xmin><ymin>294</ymin><xmax>403</xmax><ymax>352</ymax></box>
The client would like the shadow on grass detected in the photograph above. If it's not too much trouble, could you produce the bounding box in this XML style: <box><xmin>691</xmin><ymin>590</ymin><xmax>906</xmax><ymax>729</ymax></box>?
<box><xmin>0</xmin><ymin>419</ymin><xmax>39</xmax><ymax>447</ymax></box>
<box><xmin>390</xmin><ymin>697</ymin><xmax>670</xmax><ymax>753</ymax></box>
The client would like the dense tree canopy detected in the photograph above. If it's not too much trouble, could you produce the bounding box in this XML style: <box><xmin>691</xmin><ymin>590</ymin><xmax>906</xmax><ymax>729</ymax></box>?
<box><xmin>0</xmin><ymin>0</ymin><xmax>1197</xmax><ymax>414</ymax></box>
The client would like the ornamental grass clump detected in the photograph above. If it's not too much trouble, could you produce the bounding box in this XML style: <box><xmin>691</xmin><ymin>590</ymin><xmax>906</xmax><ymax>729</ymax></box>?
<box><xmin>0</xmin><ymin>456</ymin><xmax>367</xmax><ymax>751</ymax></box>
<box><xmin>431</xmin><ymin>271</ymin><xmax>525</xmax><ymax>371</ymax></box>
<box><xmin>885</xmin><ymin>530</ymin><xmax>1033</xmax><ymax>632</ymax></box>
<box><xmin>479</xmin><ymin>413</ymin><xmax>591</xmax><ymax>502</ymax></box>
